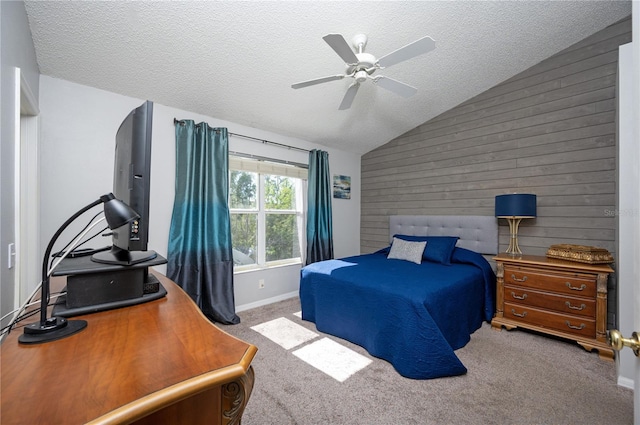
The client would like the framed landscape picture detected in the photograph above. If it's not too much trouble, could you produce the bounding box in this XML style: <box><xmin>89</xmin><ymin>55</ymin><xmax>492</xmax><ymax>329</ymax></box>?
<box><xmin>333</xmin><ymin>175</ymin><xmax>351</xmax><ymax>199</ymax></box>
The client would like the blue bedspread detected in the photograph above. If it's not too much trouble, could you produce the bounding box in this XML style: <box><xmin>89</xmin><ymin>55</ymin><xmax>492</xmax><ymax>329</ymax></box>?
<box><xmin>299</xmin><ymin>247</ymin><xmax>496</xmax><ymax>379</ymax></box>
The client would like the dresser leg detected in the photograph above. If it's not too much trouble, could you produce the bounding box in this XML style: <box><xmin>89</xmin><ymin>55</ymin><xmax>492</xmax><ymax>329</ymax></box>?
<box><xmin>576</xmin><ymin>342</ymin><xmax>615</xmax><ymax>362</ymax></box>
<box><xmin>490</xmin><ymin>319</ymin><xmax>517</xmax><ymax>331</ymax></box>
<box><xmin>597</xmin><ymin>349</ymin><xmax>615</xmax><ymax>361</ymax></box>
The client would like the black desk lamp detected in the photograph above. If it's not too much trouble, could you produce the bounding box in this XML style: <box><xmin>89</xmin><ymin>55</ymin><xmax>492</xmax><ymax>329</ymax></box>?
<box><xmin>18</xmin><ymin>193</ymin><xmax>140</xmax><ymax>344</ymax></box>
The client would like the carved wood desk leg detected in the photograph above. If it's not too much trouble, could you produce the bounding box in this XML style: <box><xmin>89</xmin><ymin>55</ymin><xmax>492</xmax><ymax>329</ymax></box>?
<box><xmin>222</xmin><ymin>366</ymin><xmax>255</xmax><ymax>425</ymax></box>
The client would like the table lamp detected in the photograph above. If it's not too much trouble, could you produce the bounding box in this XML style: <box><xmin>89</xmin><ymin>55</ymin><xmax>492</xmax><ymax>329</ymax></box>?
<box><xmin>18</xmin><ymin>193</ymin><xmax>140</xmax><ymax>344</ymax></box>
<box><xmin>495</xmin><ymin>193</ymin><xmax>537</xmax><ymax>255</ymax></box>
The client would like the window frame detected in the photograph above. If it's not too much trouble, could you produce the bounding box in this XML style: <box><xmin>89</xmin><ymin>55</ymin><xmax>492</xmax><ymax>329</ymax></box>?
<box><xmin>229</xmin><ymin>159</ymin><xmax>306</xmax><ymax>272</ymax></box>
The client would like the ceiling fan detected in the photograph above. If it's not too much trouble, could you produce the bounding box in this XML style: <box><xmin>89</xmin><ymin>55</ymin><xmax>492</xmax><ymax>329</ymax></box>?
<box><xmin>292</xmin><ymin>33</ymin><xmax>436</xmax><ymax>110</ymax></box>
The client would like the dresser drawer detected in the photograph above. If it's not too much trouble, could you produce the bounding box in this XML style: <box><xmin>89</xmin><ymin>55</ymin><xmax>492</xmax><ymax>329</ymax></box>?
<box><xmin>504</xmin><ymin>302</ymin><xmax>596</xmax><ymax>338</ymax></box>
<box><xmin>504</xmin><ymin>266</ymin><xmax>596</xmax><ymax>298</ymax></box>
<box><xmin>504</xmin><ymin>285</ymin><xmax>595</xmax><ymax>318</ymax></box>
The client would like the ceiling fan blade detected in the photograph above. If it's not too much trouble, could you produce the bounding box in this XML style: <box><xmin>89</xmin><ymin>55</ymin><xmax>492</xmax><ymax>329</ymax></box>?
<box><xmin>323</xmin><ymin>34</ymin><xmax>359</xmax><ymax>64</ymax></box>
<box><xmin>339</xmin><ymin>82</ymin><xmax>360</xmax><ymax>110</ymax></box>
<box><xmin>292</xmin><ymin>74</ymin><xmax>345</xmax><ymax>89</ymax></box>
<box><xmin>373</xmin><ymin>76</ymin><xmax>417</xmax><ymax>98</ymax></box>
<box><xmin>377</xmin><ymin>36</ymin><xmax>436</xmax><ymax>69</ymax></box>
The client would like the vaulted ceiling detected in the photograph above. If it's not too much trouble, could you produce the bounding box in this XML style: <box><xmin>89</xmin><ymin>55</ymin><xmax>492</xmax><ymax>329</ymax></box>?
<box><xmin>24</xmin><ymin>1</ymin><xmax>631</xmax><ymax>154</ymax></box>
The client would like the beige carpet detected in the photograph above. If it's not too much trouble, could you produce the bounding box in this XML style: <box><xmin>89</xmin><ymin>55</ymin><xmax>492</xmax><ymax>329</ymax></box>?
<box><xmin>220</xmin><ymin>297</ymin><xmax>633</xmax><ymax>425</ymax></box>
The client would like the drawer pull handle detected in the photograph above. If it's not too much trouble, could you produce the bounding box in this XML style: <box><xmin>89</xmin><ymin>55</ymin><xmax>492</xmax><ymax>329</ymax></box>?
<box><xmin>565</xmin><ymin>282</ymin><xmax>587</xmax><ymax>291</ymax></box>
<box><xmin>565</xmin><ymin>321</ymin><xmax>586</xmax><ymax>330</ymax></box>
<box><xmin>511</xmin><ymin>309</ymin><xmax>527</xmax><ymax>318</ymax></box>
<box><xmin>511</xmin><ymin>292</ymin><xmax>528</xmax><ymax>300</ymax></box>
<box><xmin>565</xmin><ymin>301</ymin><xmax>586</xmax><ymax>311</ymax></box>
<box><xmin>511</xmin><ymin>274</ymin><xmax>528</xmax><ymax>282</ymax></box>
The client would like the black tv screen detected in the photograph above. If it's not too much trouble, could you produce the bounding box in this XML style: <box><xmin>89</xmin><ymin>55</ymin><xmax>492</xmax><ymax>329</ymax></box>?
<box><xmin>92</xmin><ymin>101</ymin><xmax>157</xmax><ymax>266</ymax></box>
<box><xmin>111</xmin><ymin>101</ymin><xmax>153</xmax><ymax>252</ymax></box>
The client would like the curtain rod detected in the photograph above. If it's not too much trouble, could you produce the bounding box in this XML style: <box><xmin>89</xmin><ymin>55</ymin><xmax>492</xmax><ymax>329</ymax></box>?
<box><xmin>173</xmin><ymin>118</ymin><xmax>309</xmax><ymax>153</ymax></box>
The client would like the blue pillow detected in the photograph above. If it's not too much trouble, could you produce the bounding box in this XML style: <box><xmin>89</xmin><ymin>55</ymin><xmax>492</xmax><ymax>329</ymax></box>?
<box><xmin>392</xmin><ymin>234</ymin><xmax>459</xmax><ymax>265</ymax></box>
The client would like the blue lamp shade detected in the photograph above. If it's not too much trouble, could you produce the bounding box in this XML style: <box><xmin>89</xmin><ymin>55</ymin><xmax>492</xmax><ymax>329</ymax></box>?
<box><xmin>495</xmin><ymin>194</ymin><xmax>537</xmax><ymax>218</ymax></box>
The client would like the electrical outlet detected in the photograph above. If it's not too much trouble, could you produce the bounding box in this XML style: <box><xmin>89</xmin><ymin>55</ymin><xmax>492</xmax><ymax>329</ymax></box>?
<box><xmin>258</xmin><ymin>279</ymin><xmax>265</xmax><ymax>289</ymax></box>
<box><xmin>7</xmin><ymin>243</ymin><xmax>16</xmax><ymax>269</ymax></box>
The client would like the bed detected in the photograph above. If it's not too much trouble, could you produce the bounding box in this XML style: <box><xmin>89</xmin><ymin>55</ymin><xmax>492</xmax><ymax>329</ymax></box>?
<box><xmin>299</xmin><ymin>215</ymin><xmax>498</xmax><ymax>379</ymax></box>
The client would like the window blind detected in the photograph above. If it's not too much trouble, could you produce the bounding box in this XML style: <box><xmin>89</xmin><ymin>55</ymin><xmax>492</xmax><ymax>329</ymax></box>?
<box><xmin>229</xmin><ymin>155</ymin><xmax>308</xmax><ymax>180</ymax></box>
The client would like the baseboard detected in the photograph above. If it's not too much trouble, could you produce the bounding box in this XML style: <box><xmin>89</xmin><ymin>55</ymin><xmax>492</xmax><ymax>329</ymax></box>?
<box><xmin>236</xmin><ymin>291</ymin><xmax>299</xmax><ymax>313</ymax></box>
<box><xmin>617</xmin><ymin>375</ymin><xmax>634</xmax><ymax>390</ymax></box>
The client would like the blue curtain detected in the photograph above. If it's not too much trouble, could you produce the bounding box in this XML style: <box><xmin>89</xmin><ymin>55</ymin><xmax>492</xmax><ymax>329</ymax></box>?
<box><xmin>167</xmin><ymin>121</ymin><xmax>240</xmax><ymax>324</ymax></box>
<box><xmin>306</xmin><ymin>149</ymin><xmax>334</xmax><ymax>265</ymax></box>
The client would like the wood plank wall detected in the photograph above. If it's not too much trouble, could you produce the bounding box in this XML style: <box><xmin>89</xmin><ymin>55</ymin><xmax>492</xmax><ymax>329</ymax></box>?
<box><xmin>361</xmin><ymin>18</ymin><xmax>630</xmax><ymax>257</ymax></box>
<box><xmin>361</xmin><ymin>18</ymin><xmax>631</xmax><ymax>326</ymax></box>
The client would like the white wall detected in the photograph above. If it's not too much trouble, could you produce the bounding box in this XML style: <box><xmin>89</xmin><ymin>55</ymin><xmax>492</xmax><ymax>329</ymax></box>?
<box><xmin>617</xmin><ymin>43</ymin><xmax>636</xmax><ymax>390</ymax></box>
<box><xmin>0</xmin><ymin>1</ymin><xmax>40</xmax><ymax>327</ymax></box>
<box><xmin>632</xmin><ymin>4</ymin><xmax>640</xmax><ymax>420</ymax></box>
<box><xmin>39</xmin><ymin>76</ymin><xmax>361</xmax><ymax>311</ymax></box>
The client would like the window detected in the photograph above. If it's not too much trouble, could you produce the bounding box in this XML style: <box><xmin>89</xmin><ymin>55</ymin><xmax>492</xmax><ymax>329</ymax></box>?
<box><xmin>229</xmin><ymin>156</ymin><xmax>306</xmax><ymax>270</ymax></box>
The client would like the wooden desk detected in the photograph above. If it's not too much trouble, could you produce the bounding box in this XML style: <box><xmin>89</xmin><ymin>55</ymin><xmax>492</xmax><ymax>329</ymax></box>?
<box><xmin>1</xmin><ymin>272</ymin><xmax>257</xmax><ymax>424</ymax></box>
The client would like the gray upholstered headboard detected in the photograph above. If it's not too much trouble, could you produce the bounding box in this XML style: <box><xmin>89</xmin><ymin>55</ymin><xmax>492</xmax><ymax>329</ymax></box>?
<box><xmin>389</xmin><ymin>215</ymin><xmax>499</xmax><ymax>255</ymax></box>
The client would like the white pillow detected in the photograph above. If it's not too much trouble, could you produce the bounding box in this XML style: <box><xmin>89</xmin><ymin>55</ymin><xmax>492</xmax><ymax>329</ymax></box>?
<box><xmin>387</xmin><ymin>237</ymin><xmax>426</xmax><ymax>264</ymax></box>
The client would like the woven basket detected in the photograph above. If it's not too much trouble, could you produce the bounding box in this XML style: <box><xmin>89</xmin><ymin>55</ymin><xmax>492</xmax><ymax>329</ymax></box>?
<box><xmin>546</xmin><ymin>244</ymin><xmax>613</xmax><ymax>264</ymax></box>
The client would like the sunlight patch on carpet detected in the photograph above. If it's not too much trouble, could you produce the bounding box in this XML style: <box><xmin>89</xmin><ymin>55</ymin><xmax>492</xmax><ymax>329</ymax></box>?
<box><xmin>293</xmin><ymin>311</ymin><xmax>302</xmax><ymax>318</ymax></box>
<box><xmin>293</xmin><ymin>337</ymin><xmax>373</xmax><ymax>382</ymax></box>
<box><xmin>251</xmin><ymin>317</ymin><xmax>319</xmax><ymax>350</ymax></box>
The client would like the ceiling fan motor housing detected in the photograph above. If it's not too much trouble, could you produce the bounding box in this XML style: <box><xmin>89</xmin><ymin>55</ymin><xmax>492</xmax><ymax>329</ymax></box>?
<box><xmin>346</xmin><ymin>53</ymin><xmax>377</xmax><ymax>76</ymax></box>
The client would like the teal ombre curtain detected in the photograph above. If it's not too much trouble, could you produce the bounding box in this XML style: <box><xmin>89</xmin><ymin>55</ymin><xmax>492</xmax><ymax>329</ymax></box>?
<box><xmin>306</xmin><ymin>149</ymin><xmax>333</xmax><ymax>265</ymax></box>
<box><xmin>167</xmin><ymin>121</ymin><xmax>240</xmax><ymax>324</ymax></box>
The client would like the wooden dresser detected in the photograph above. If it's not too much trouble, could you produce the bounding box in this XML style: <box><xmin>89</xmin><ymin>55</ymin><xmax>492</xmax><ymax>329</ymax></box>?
<box><xmin>1</xmin><ymin>272</ymin><xmax>257</xmax><ymax>424</ymax></box>
<box><xmin>491</xmin><ymin>253</ymin><xmax>614</xmax><ymax>360</ymax></box>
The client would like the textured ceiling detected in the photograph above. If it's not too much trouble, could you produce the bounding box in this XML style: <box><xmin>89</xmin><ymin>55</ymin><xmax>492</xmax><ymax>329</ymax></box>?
<box><xmin>24</xmin><ymin>1</ymin><xmax>631</xmax><ymax>154</ymax></box>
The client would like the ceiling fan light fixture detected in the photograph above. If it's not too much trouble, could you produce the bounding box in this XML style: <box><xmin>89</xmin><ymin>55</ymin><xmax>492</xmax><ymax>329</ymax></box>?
<box><xmin>354</xmin><ymin>70</ymin><xmax>368</xmax><ymax>83</ymax></box>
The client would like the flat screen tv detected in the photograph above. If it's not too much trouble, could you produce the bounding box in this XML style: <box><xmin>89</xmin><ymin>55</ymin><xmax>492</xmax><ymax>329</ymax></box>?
<box><xmin>92</xmin><ymin>101</ymin><xmax>157</xmax><ymax>266</ymax></box>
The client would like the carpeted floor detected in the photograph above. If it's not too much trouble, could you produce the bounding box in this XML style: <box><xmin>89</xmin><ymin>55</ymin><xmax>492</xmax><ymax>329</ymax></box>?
<box><xmin>250</xmin><ymin>315</ymin><xmax>373</xmax><ymax>382</ymax></box>
<box><xmin>219</xmin><ymin>297</ymin><xmax>633</xmax><ymax>425</ymax></box>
